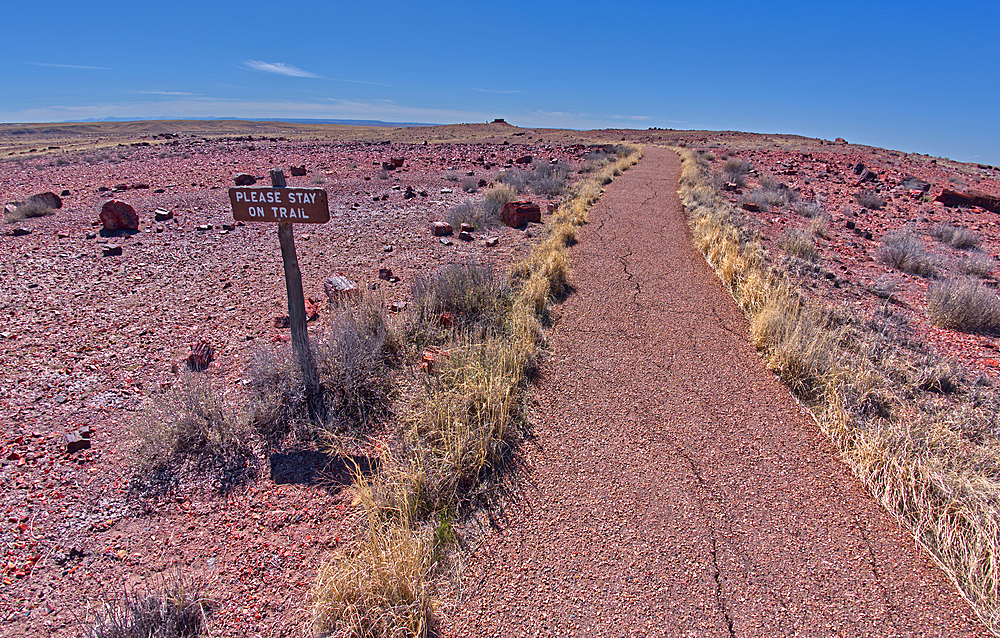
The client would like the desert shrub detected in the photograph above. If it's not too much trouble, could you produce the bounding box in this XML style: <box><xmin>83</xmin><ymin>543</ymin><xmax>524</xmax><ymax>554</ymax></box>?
<box><xmin>481</xmin><ymin>186</ymin><xmax>517</xmax><ymax>224</ymax></box>
<box><xmin>742</xmin><ymin>189</ymin><xmax>782</xmax><ymax>212</ymax></box>
<box><xmin>496</xmin><ymin>169</ymin><xmax>530</xmax><ymax>192</ymax></box>
<box><xmin>445</xmin><ymin>201</ymin><xmax>484</xmax><ymax>230</ymax></box>
<box><xmin>442</xmin><ymin>171</ymin><xmax>458</xmax><ymax>182</ymax></box>
<box><xmin>90</xmin><ymin>575</ymin><xmax>208</xmax><ymax>638</ymax></box>
<box><xmin>528</xmin><ymin>159</ymin><xmax>570</xmax><ymax>196</ymax></box>
<box><xmin>583</xmin><ymin>150</ymin><xmax>610</xmax><ymax>163</ymax></box>
<box><xmin>459</xmin><ymin>176</ymin><xmax>478</xmax><ymax>193</ymax></box>
<box><xmin>700</xmin><ymin>151</ymin><xmax>716</xmax><ymax>162</ymax></box>
<box><xmin>795</xmin><ymin>200</ymin><xmax>824</xmax><ymax>218</ymax></box>
<box><xmin>956</xmin><ymin>252</ymin><xmax>998</xmax><ymax>278</ymax></box>
<box><xmin>722</xmin><ymin>158</ymin><xmax>752</xmax><ymax>180</ymax></box>
<box><xmin>5</xmin><ymin>199</ymin><xmax>54</xmax><ymax>223</ymax></box>
<box><xmin>53</xmin><ymin>157</ymin><xmax>70</xmax><ymax>167</ymax></box>
<box><xmin>927</xmin><ymin>277</ymin><xmax>1000</xmax><ymax>334</ymax></box>
<box><xmin>854</xmin><ymin>190</ymin><xmax>886</xmax><ymax>210</ymax></box>
<box><xmin>932</xmin><ymin>223</ymin><xmax>982</xmax><ymax>250</ymax></box>
<box><xmin>248</xmin><ymin>304</ymin><xmax>397</xmax><ymax>445</ymax></box>
<box><xmin>310</xmin><ymin>173</ymin><xmax>326</xmax><ymax>185</ymax></box>
<box><xmin>377</xmin><ymin>169</ymin><xmax>389</xmax><ymax>180</ymax></box>
<box><xmin>808</xmin><ymin>214</ymin><xmax>830</xmax><ymax>237</ymax></box>
<box><xmin>311</xmin><ymin>304</ymin><xmax>399</xmax><ymax>435</ymax></box>
<box><xmin>133</xmin><ymin>373</ymin><xmax>256</xmax><ymax>490</ymax></box>
<box><xmin>777</xmin><ymin>228</ymin><xmax>818</xmax><ymax>261</ymax></box>
<box><xmin>410</xmin><ymin>263</ymin><xmax>511</xmax><ymax>337</ymax></box>
<box><xmin>877</xmin><ymin>230</ymin><xmax>937</xmax><ymax>277</ymax></box>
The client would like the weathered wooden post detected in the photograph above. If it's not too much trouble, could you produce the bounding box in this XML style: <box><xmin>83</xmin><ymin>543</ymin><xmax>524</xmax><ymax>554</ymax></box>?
<box><xmin>229</xmin><ymin>170</ymin><xmax>330</xmax><ymax>420</ymax></box>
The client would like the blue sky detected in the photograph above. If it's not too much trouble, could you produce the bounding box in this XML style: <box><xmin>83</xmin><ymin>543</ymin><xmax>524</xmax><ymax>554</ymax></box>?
<box><xmin>4</xmin><ymin>1</ymin><xmax>999</xmax><ymax>165</ymax></box>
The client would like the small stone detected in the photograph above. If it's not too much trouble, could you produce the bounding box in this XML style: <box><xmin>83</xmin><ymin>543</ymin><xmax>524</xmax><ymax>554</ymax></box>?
<box><xmin>154</xmin><ymin>226</ymin><xmax>164</xmax><ymax>233</ymax></box>
<box><xmin>439</xmin><ymin>238</ymin><xmax>453</xmax><ymax>246</ymax></box>
<box><xmin>196</xmin><ymin>224</ymin><xmax>212</xmax><ymax>231</ymax></box>
<box><xmin>85</xmin><ymin>232</ymin><xmax>96</xmax><ymax>240</ymax></box>
<box><xmin>28</xmin><ymin>192</ymin><xmax>62</xmax><ymax>209</ymax></box>
<box><xmin>324</xmin><ymin>274</ymin><xmax>361</xmax><ymax>306</ymax></box>
<box><xmin>9</xmin><ymin>227</ymin><xmax>30</xmax><ymax>237</ymax></box>
<box><xmin>440</xmin><ymin>188</ymin><xmax>453</xmax><ymax>194</ymax></box>
<box><xmin>186</xmin><ymin>341</ymin><xmax>214</xmax><ymax>371</ymax></box>
<box><xmin>459</xmin><ymin>231</ymin><xmax>473</xmax><ymax>242</ymax></box>
<box><xmin>153</xmin><ymin>208</ymin><xmax>173</xmax><ymax>222</ymax></box>
<box><xmin>378</xmin><ymin>267</ymin><xmax>394</xmax><ymax>281</ymax></box>
<box><xmin>389</xmin><ymin>301</ymin><xmax>408</xmax><ymax>313</ymax></box>
<box><xmin>60</xmin><ymin>189</ymin><xmax>71</xmax><ymax>197</ymax></box>
<box><xmin>383</xmin><ymin>244</ymin><xmax>394</xmax><ymax>253</ymax></box>
<box><xmin>485</xmin><ymin>237</ymin><xmax>499</xmax><ymax>247</ymax></box>
<box><xmin>290</xmin><ymin>165</ymin><xmax>307</xmax><ymax>176</ymax></box>
<box><xmin>460</xmin><ymin>223</ymin><xmax>474</xmax><ymax>233</ymax></box>
<box><xmin>153</xmin><ymin>188</ymin><xmax>166</xmax><ymax>193</ymax></box>
<box><xmin>234</xmin><ymin>173</ymin><xmax>256</xmax><ymax>186</ymax></box>
<box><xmin>65</xmin><ymin>432</ymin><xmax>90</xmax><ymax>454</ymax></box>
<box><xmin>102</xmin><ymin>245</ymin><xmax>122</xmax><ymax>256</ymax></box>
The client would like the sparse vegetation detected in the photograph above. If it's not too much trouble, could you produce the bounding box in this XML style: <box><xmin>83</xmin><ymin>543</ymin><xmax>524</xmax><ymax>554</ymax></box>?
<box><xmin>481</xmin><ymin>185</ymin><xmax>517</xmax><ymax>222</ymax></box>
<box><xmin>90</xmin><ymin>575</ymin><xmax>208</xmax><ymax>638</ymax></box>
<box><xmin>777</xmin><ymin>228</ymin><xmax>818</xmax><ymax>261</ymax></box>
<box><xmin>679</xmin><ymin>147</ymin><xmax>1000</xmax><ymax>634</ymax></box>
<box><xmin>956</xmin><ymin>252</ymin><xmax>998</xmax><ymax>278</ymax></box>
<box><xmin>310</xmin><ymin>173</ymin><xmax>326</xmax><ymax>185</ymax></box>
<box><xmin>5</xmin><ymin>199</ymin><xmax>55</xmax><ymax>223</ymax></box>
<box><xmin>795</xmin><ymin>200</ymin><xmax>824</xmax><ymax>218</ymax></box>
<box><xmin>459</xmin><ymin>176</ymin><xmax>479</xmax><ymax>193</ymax></box>
<box><xmin>877</xmin><ymin>229</ymin><xmax>937</xmax><ymax>277</ymax></box>
<box><xmin>854</xmin><ymin>189</ymin><xmax>886</xmax><ymax>210</ymax></box>
<box><xmin>927</xmin><ymin>277</ymin><xmax>1000</xmax><ymax>334</ymax></box>
<box><xmin>497</xmin><ymin>160</ymin><xmax>570</xmax><ymax>196</ymax></box>
<box><xmin>932</xmin><ymin>223</ymin><xmax>982</xmax><ymax>250</ymax></box>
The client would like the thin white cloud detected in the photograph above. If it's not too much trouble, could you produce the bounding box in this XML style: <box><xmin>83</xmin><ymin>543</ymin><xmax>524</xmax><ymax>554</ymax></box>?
<box><xmin>28</xmin><ymin>62</ymin><xmax>108</xmax><ymax>70</ymax></box>
<box><xmin>472</xmin><ymin>88</ymin><xmax>521</xmax><ymax>94</ymax></box>
<box><xmin>612</xmin><ymin>115</ymin><xmax>652</xmax><ymax>121</ymax></box>
<box><xmin>242</xmin><ymin>60</ymin><xmax>319</xmax><ymax>78</ymax></box>
<box><xmin>331</xmin><ymin>77</ymin><xmax>392</xmax><ymax>87</ymax></box>
<box><xmin>134</xmin><ymin>91</ymin><xmax>197</xmax><ymax>96</ymax></box>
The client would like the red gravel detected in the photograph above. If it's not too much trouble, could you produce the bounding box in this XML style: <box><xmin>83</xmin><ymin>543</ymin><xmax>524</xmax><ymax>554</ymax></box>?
<box><xmin>448</xmin><ymin>147</ymin><xmax>986</xmax><ymax>636</ymax></box>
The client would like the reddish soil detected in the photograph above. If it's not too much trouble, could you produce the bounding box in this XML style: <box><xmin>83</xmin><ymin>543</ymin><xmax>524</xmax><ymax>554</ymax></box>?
<box><xmin>449</xmin><ymin>147</ymin><xmax>986</xmax><ymax>636</ymax></box>
<box><xmin>0</xmin><ymin>134</ymin><xmax>586</xmax><ymax>636</ymax></box>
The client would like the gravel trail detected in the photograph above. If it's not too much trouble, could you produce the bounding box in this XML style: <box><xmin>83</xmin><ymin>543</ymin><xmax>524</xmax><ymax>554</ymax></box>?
<box><xmin>450</xmin><ymin>147</ymin><xmax>985</xmax><ymax>636</ymax></box>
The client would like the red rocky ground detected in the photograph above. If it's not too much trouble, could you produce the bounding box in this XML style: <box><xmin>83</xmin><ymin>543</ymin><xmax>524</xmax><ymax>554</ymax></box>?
<box><xmin>699</xmin><ymin>141</ymin><xmax>1000</xmax><ymax>380</ymax></box>
<box><xmin>0</xmin><ymin>135</ymin><xmax>587</xmax><ymax>636</ymax></box>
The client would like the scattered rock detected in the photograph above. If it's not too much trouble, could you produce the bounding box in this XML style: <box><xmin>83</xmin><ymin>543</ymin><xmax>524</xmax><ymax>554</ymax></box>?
<box><xmin>131</xmin><ymin>183</ymin><xmax>149</xmax><ymax>190</ymax></box>
<box><xmin>440</xmin><ymin>188</ymin><xmax>453</xmax><ymax>194</ymax></box>
<box><xmin>439</xmin><ymin>237</ymin><xmax>453</xmax><ymax>246</ymax></box>
<box><xmin>389</xmin><ymin>301</ymin><xmax>408</xmax><ymax>313</ymax></box>
<box><xmin>234</xmin><ymin>173</ymin><xmax>257</xmax><ymax>186</ymax></box>
<box><xmin>196</xmin><ymin>224</ymin><xmax>212</xmax><ymax>231</ymax></box>
<box><xmin>390</xmin><ymin>158</ymin><xmax>405</xmax><ymax>168</ymax></box>
<box><xmin>515</xmin><ymin>155</ymin><xmax>533</xmax><ymax>164</ymax></box>
<box><xmin>60</xmin><ymin>189</ymin><xmax>71</xmax><ymax>197</ymax></box>
<box><xmin>154</xmin><ymin>208</ymin><xmax>174</xmax><ymax>222</ymax></box>
<box><xmin>485</xmin><ymin>236</ymin><xmax>499</xmax><ymax>247</ymax></box>
<box><xmin>383</xmin><ymin>244</ymin><xmax>394</xmax><ymax>253</ymax></box>
<box><xmin>547</xmin><ymin>202</ymin><xmax>559</xmax><ymax>213</ymax></box>
<box><xmin>304</xmin><ymin>297</ymin><xmax>321</xmax><ymax>321</ymax></box>
<box><xmin>378</xmin><ymin>267</ymin><xmax>394</xmax><ymax>281</ymax></box>
<box><xmin>273</xmin><ymin>316</ymin><xmax>290</xmax><ymax>329</ymax></box>
<box><xmin>742</xmin><ymin>202</ymin><xmax>761</xmax><ymax>213</ymax></box>
<box><xmin>186</xmin><ymin>341</ymin><xmax>214</xmax><ymax>371</ymax></box>
<box><xmin>102</xmin><ymin>245</ymin><xmax>122</xmax><ymax>256</ymax></box>
<box><xmin>460</xmin><ymin>223</ymin><xmax>474</xmax><ymax>233</ymax></box>
<box><xmin>324</xmin><ymin>274</ymin><xmax>361</xmax><ymax>306</ymax></box>
<box><xmin>290</xmin><ymin>165</ymin><xmax>307</xmax><ymax>176</ymax></box>
<box><xmin>99</xmin><ymin>200</ymin><xmax>139</xmax><ymax>231</ymax></box>
<box><xmin>439</xmin><ymin>312</ymin><xmax>455</xmax><ymax>327</ymax></box>
<box><xmin>501</xmin><ymin>201</ymin><xmax>542</xmax><ymax>228</ymax></box>
<box><xmin>459</xmin><ymin>231</ymin><xmax>473</xmax><ymax>242</ymax></box>
<box><xmin>432</xmin><ymin>221</ymin><xmax>453</xmax><ymax>236</ymax></box>
<box><xmin>9</xmin><ymin>227</ymin><xmax>31</xmax><ymax>237</ymax></box>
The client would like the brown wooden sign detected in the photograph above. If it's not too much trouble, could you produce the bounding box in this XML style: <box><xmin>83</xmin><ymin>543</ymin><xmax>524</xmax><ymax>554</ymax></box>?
<box><xmin>229</xmin><ymin>187</ymin><xmax>329</xmax><ymax>223</ymax></box>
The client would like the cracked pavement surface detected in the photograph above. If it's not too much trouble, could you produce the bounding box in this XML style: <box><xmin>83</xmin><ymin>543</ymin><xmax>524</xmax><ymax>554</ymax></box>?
<box><xmin>447</xmin><ymin>147</ymin><xmax>985</xmax><ymax>636</ymax></box>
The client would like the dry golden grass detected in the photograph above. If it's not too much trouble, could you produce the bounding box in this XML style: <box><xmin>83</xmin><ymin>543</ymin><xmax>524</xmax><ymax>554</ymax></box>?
<box><xmin>678</xmin><ymin>147</ymin><xmax>1000</xmax><ymax>633</ymax></box>
<box><xmin>310</xmin><ymin>146</ymin><xmax>642</xmax><ymax>637</ymax></box>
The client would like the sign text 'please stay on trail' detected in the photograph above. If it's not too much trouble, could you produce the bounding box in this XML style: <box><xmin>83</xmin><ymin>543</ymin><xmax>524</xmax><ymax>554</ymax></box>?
<box><xmin>229</xmin><ymin>187</ymin><xmax>330</xmax><ymax>223</ymax></box>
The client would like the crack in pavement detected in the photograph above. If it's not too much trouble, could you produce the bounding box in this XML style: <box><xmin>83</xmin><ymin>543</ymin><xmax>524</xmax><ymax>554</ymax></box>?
<box><xmin>853</xmin><ymin>514</ymin><xmax>903</xmax><ymax>634</ymax></box>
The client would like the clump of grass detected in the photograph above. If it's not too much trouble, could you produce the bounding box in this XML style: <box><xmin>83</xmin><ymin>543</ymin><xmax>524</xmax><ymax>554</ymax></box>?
<box><xmin>90</xmin><ymin>575</ymin><xmax>208</xmax><ymax>638</ymax></box>
<box><xmin>854</xmin><ymin>190</ymin><xmax>886</xmax><ymax>210</ymax></box>
<box><xmin>4</xmin><ymin>199</ymin><xmax>54</xmax><ymax>223</ymax></box>
<box><xmin>497</xmin><ymin>160</ymin><xmax>569</xmax><ymax>196</ymax></box>
<box><xmin>132</xmin><ymin>372</ymin><xmax>256</xmax><ymax>492</ymax></box>
<box><xmin>877</xmin><ymin>230</ymin><xmax>937</xmax><ymax>277</ymax></box>
<box><xmin>442</xmin><ymin>171</ymin><xmax>459</xmax><ymax>182</ymax></box>
<box><xmin>722</xmin><ymin>157</ymin><xmax>752</xmax><ymax>179</ymax></box>
<box><xmin>927</xmin><ymin>277</ymin><xmax>1000</xmax><ymax>334</ymax></box>
<box><xmin>795</xmin><ymin>200</ymin><xmax>824</xmax><ymax>218</ymax></box>
<box><xmin>409</xmin><ymin>262</ymin><xmax>511</xmax><ymax>340</ymax></box>
<box><xmin>248</xmin><ymin>303</ymin><xmax>398</xmax><ymax>446</ymax></box>
<box><xmin>310</xmin><ymin>173</ymin><xmax>326</xmax><ymax>185</ymax></box>
<box><xmin>955</xmin><ymin>252</ymin><xmax>998</xmax><ymax>278</ymax></box>
<box><xmin>481</xmin><ymin>185</ymin><xmax>517</xmax><ymax>223</ymax></box>
<box><xmin>459</xmin><ymin>176</ymin><xmax>479</xmax><ymax>193</ymax></box>
<box><xmin>808</xmin><ymin>213</ymin><xmax>830</xmax><ymax>237</ymax></box>
<box><xmin>932</xmin><ymin>223</ymin><xmax>982</xmax><ymax>250</ymax></box>
<box><xmin>777</xmin><ymin>228</ymin><xmax>818</xmax><ymax>261</ymax></box>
